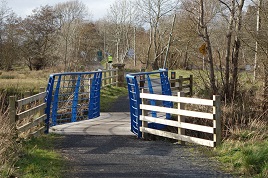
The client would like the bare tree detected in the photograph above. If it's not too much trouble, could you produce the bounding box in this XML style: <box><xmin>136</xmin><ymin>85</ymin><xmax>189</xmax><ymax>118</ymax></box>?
<box><xmin>219</xmin><ymin>0</ymin><xmax>245</xmax><ymax>100</ymax></box>
<box><xmin>136</xmin><ymin>0</ymin><xmax>179</xmax><ymax>70</ymax></box>
<box><xmin>198</xmin><ymin>0</ymin><xmax>217</xmax><ymax>94</ymax></box>
<box><xmin>54</xmin><ymin>0</ymin><xmax>88</xmax><ymax>71</ymax></box>
<box><xmin>104</xmin><ymin>0</ymin><xmax>138</xmax><ymax>63</ymax></box>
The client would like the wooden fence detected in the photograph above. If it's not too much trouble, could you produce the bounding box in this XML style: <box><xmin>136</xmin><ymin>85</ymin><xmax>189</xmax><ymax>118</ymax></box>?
<box><xmin>101</xmin><ymin>69</ymin><xmax>118</xmax><ymax>87</ymax></box>
<box><xmin>139</xmin><ymin>91</ymin><xmax>221</xmax><ymax>147</ymax></box>
<box><xmin>9</xmin><ymin>88</ymin><xmax>47</xmax><ymax>139</ymax></box>
<box><xmin>170</xmin><ymin>73</ymin><xmax>193</xmax><ymax>96</ymax></box>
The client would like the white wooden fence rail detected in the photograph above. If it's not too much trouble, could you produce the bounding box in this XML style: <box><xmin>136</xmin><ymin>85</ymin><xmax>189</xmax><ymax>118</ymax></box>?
<box><xmin>139</xmin><ymin>92</ymin><xmax>221</xmax><ymax>147</ymax></box>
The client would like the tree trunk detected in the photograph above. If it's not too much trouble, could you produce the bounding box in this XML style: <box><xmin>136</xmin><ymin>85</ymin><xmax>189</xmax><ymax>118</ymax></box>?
<box><xmin>231</xmin><ymin>0</ymin><xmax>245</xmax><ymax>100</ymax></box>
<box><xmin>224</xmin><ymin>0</ymin><xmax>235</xmax><ymax>100</ymax></box>
<box><xmin>205</xmin><ymin>31</ymin><xmax>217</xmax><ymax>94</ymax></box>
<box><xmin>199</xmin><ymin>0</ymin><xmax>217</xmax><ymax>95</ymax></box>
<box><xmin>152</xmin><ymin>58</ymin><xmax>159</xmax><ymax>70</ymax></box>
<box><xmin>163</xmin><ymin>14</ymin><xmax>176</xmax><ymax>69</ymax></box>
<box><xmin>146</xmin><ymin>27</ymin><xmax>153</xmax><ymax>69</ymax></box>
<box><xmin>264</xmin><ymin>60</ymin><xmax>268</xmax><ymax>113</ymax></box>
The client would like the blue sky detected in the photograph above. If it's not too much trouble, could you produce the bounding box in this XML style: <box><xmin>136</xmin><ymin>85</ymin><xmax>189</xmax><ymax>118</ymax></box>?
<box><xmin>6</xmin><ymin>0</ymin><xmax>117</xmax><ymax>21</ymax></box>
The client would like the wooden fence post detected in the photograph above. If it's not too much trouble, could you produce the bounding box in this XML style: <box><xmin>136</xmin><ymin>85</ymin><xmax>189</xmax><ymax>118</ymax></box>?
<box><xmin>178</xmin><ymin>92</ymin><xmax>185</xmax><ymax>145</ymax></box>
<box><xmin>213</xmin><ymin>95</ymin><xmax>221</xmax><ymax>147</ymax></box>
<box><xmin>9</xmin><ymin>96</ymin><xmax>17</xmax><ymax>136</ymax></box>
<box><xmin>189</xmin><ymin>75</ymin><xmax>193</xmax><ymax>96</ymax></box>
<box><xmin>141</xmin><ymin>89</ymin><xmax>148</xmax><ymax>139</ymax></box>
<box><xmin>178</xmin><ymin>76</ymin><xmax>183</xmax><ymax>91</ymax></box>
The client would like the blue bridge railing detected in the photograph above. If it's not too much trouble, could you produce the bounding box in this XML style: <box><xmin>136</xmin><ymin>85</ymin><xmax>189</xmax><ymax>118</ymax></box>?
<box><xmin>126</xmin><ymin>69</ymin><xmax>173</xmax><ymax>138</ymax></box>
<box><xmin>44</xmin><ymin>70</ymin><xmax>102</xmax><ymax>133</ymax></box>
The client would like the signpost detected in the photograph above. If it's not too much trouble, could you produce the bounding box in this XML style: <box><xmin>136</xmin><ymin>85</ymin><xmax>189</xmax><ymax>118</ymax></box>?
<box><xmin>199</xmin><ymin>43</ymin><xmax>207</xmax><ymax>55</ymax></box>
<box><xmin>199</xmin><ymin>43</ymin><xmax>207</xmax><ymax>70</ymax></box>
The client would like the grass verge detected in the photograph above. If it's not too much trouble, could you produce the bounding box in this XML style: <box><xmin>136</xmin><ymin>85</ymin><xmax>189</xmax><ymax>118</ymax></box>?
<box><xmin>14</xmin><ymin>134</ymin><xmax>64</xmax><ymax>178</ymax></box>
<box><xmin>215</xmin><ymin>140</ymin><xmax>268</xmax><ymax>177</ymax></box>
<box><xmin>212</xmin><ymin>119</ymin><xmax>268</xmax><ymax>177</ymax></box>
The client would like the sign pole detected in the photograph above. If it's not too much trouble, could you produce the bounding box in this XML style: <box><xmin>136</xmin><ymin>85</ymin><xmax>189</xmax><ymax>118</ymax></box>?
<box><xmin>203</xmin><ymin>55</ymin><xmax>205</xmax><ymax>70</ymax></box>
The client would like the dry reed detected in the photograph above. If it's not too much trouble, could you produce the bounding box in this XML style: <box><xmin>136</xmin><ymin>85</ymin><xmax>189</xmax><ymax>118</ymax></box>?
<box><xmin>0</xmin><ymin>94</ymin><xmax>21</xmax><ymax>177</ymax></box>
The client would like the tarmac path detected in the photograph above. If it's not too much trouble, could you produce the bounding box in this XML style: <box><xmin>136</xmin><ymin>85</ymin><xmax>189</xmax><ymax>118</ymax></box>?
<box><xmin>51</xmin><ymin>94</ymin><xmax>233</xmax><ymax>178</ymax></box>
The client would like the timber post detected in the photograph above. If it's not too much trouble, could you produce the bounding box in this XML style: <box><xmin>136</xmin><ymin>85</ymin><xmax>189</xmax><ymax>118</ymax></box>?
<box><xmin>178</xmin><ymin>92</ymin><xmax>185</xmax><ymax>145</ymax></box>
<box><xmin>213</xmin><ymin>95</ymin><xmax>221</xmax><ymax>147</ymax></box>
<box><xmin>8</xmin><ymin>96</ymin><xmax>17</xmax><ymax>136</ymax></box>
<box><xmin>189</xmin><ymin>75</ymin><xmax>193</xmax><ymax>96</ymax></box>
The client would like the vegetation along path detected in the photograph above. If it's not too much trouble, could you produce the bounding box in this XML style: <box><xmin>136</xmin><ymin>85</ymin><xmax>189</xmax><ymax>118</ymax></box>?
<box><xmin>53</xmin><ymin>95</ymin><xmax>233</xmax><ymax>177</ymax></box>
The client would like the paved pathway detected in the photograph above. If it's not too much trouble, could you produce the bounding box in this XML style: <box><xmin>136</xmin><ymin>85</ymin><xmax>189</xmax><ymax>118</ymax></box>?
<box><xmin>51</xmin><ymin>94</ymin><xmax>233</xmax><ymax>177</ymax></box>
<box><xmin>50</xmin><ymin>112</ymin><xmax>131</xmax><ymax>135</ymax></box>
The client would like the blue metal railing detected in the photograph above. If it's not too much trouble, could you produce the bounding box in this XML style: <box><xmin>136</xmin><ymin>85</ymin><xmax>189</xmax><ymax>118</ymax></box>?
<box><xmin>45</xmin><ymin>70</ymin><xmax>102</xmax><ymax>133</ymax></box>
<box><xmin>126</xmin><ymin>69</ymin><xmax>173</xmax><ymax>138</ymax></box>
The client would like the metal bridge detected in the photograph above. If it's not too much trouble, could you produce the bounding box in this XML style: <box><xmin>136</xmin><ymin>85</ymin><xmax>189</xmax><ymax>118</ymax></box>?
<box><xmin>45</xmin><ymin>69</ymin><xmax>172</xmax><ymax>137</ymax></box>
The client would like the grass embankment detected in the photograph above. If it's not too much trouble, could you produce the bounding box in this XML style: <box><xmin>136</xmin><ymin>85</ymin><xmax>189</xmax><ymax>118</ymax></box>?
<box><xmin>214</xmin><ymin>120</ymin><xmax>268</xmax><ymax>177</ymax></box>
<box><xmin>14</xmin><ymin>135</ymin><xmax>64</xmax><ymax>178</ymax></box>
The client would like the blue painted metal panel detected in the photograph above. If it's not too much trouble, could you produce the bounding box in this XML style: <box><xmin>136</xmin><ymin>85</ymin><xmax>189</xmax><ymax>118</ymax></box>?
<box><xmin>146</xmin><ymin>74</ymin><xmax>157</xmax><ymax>129</ymax></box>
<box><xmin>45</xmin><ymin>71</ymin><xmax>102</xmax><ymax>133</ymax></box>
<box><xmin>45</xmin><ymin>75</ymin><xmax>55</xmax><ymax>133</ymax></box>
<box><xmin>160</xmin><ymin>70</ymin><xmax>173</xmax><ymax>119</ymax></box>
<box><xmin>71</xmin><ymin>75</ymin><xmax>81</xmax><ymax>122</ymax></box>
<box><xmin>126</xmin><ymin>76</ymin><xmax>141</xmax><ymax>138</ymax></box>
<box><xmin>51</xmin><ymin>75</ymin><xmax>61</xmax><ymax>126</ymax></box>
<box><xmin>126</xmin><ymin>69</ymin><xmax>173</xmax><ymax>137</ymax></box>
<box><xmin>88</xmin><ymin>71</ymin><xmax>102</xmax><ymax>119</ymax></box>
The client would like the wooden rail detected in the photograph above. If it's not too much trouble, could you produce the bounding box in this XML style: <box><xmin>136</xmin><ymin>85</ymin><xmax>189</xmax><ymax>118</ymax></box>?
<box><xmin>139</xmin><ymin>91</ymin><xmax>221</xmax><ymax>147</ymax></box>
<box><xmin>170</xmin><ymin>74</ymin><xmax>193</xmax><ymax>96</ymax></box>
<box><xmin>9</xmin><ymin>88</ymin><xmax>47</xmax><ymax>139</ymax></box>
<box><xmin>101</xmin><ymin>69</ymin><xmax>118</xmax><ymax>87</ymax></box>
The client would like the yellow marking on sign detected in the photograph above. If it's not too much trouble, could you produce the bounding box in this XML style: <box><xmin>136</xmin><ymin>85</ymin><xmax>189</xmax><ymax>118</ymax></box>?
<box><xmin>199</xmin><ymin>43</ymin><xmax>207</xmax><ymax>55</ymax></box>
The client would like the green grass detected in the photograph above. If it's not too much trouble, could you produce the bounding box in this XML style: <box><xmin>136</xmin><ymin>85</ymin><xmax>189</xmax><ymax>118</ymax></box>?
<box><xmin>215</xmin><ymin>140</ymin><xmax>268</xmax><ymax>177</ymax></box>
<box><xmin>210</xmin><ymin>119</ymin><xmax>268</xmax><ymax>177</ymax></box>
<box><xmin>14</xmin><ymin>134</ymin><xmax>64</xmax><ymax>178</ymax></box>
<box><xmin>100</xmin><ymin>86</ymin><xmax>128</xmax><ymax>111</ymax></box>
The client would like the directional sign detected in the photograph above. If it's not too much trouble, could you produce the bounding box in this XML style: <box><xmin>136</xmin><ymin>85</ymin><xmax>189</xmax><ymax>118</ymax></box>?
<box><xmin>199</xmin><ymin>43</ymin><xmax>207</xmax><ymax>55</ymax></box>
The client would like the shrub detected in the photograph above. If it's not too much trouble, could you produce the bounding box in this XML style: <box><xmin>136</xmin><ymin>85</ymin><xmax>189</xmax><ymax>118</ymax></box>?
<box><xmin>0</xmin><ymin>94</ymin><xmax>21</xmax><ymax>177</ymax></box>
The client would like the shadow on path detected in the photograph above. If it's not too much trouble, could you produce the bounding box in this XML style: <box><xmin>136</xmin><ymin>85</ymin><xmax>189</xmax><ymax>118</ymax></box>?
<box><xmin>53</xmin><ymin>93</ymin><xmax>233</xmax><ymax>177</ymax></box>
<box><xmin>55</xmin><ymin>135</ymin><xmax>233</xmax><ymax>178</ymax></box>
